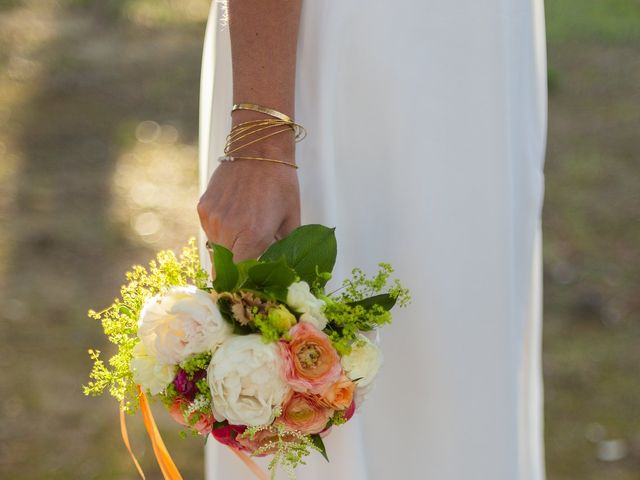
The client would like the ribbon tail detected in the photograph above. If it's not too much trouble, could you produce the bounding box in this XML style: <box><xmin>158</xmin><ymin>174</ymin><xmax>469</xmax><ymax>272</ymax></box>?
<box><xmin>128</xmin><ymin>385</ymin><xmax>267</xmax><ymax>480</ymax></box>
<box><xmin>229</xmin><ymin>448</ymin><xmax>270</xmax><ymax>480</ymax></box>
<box><xmin>136</xmin><ymin>385</ymin><xmax>184</xmax><ymax>480</ymax></box>
<box><xmin>119</xmin><ymin>402</ymin><xmax>146</xmax><ymax>479</ymax></box>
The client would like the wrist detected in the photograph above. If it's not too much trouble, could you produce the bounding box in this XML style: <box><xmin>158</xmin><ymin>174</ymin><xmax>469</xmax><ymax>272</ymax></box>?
<box><xmin>228</xmin><ymin>106</ymin><xmax>297</xmax><ymax>162</ymax></box>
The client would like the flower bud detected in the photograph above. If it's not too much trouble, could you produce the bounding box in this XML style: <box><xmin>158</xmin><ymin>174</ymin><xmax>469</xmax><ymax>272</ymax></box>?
<box><xmin>268</xmin><ymin>305</ymin><xmax>297</xmax><ymax>331</ymax></box>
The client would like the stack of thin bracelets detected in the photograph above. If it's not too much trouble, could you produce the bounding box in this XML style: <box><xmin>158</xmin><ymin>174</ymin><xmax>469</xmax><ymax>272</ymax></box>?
<box><xmin>217</xmin><ymin>102</ymin><xmax>307</xmax><ymax>169</ymax></box>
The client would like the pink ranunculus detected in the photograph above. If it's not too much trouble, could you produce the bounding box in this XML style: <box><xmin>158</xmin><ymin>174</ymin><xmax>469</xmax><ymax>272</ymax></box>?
<box><xmin>169</xmin><ymin>399</ymin><xmax>215</xmax><ymax>436</ymax></box>
<box><xmin>277</xmin><ymin>392</ymin><xmax>333</xmax><ymax>435</ymax></box>
<box><xmin>236</xmin><ymin>428</ymin><xmax>299</xmax><ymax>457</ymax></box>
<box><xmin>279</xmin><ymin>321</ymin><xmax>342</xmax><ymax>394</ymax></box>
<box><xmin>211</xmin><ymin>423</ymin><xmax>247</xmax><ymax>450</ymax></box>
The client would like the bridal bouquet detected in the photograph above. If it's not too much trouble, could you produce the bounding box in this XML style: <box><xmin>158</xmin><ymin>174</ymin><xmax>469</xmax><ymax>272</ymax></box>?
<box><xmin>84</xmin><ymin>225</ymin><xmax>409</xmax><ymax>478</ymax></box>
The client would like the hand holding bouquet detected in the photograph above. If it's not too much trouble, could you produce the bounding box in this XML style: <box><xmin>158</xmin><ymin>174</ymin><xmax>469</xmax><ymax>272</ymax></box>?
<box><xmin>85</xmin><ymin>225</ymin><xmax>410</xmax><ymax>478</ymax></box>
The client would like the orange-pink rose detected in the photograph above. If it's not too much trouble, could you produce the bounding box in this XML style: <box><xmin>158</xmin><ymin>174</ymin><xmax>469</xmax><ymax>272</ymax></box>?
<box><xmin>279</xmin><ymin>321</ymin><xmax>341</xmax><ymax>394</ymax></box>
<box><xmin>319</xmin><ymin>374</ymin><xmax>355</xmax><ymax>410</ymax></box>
<box><xmin>277</xmin><ymin>392</ymin><xmax>333</xmax><ymax>435</ymax></box>
<box><xmin>169</xmin><ymin>399</ymin><xmax>215</xmax><ymax>436</ymax></box>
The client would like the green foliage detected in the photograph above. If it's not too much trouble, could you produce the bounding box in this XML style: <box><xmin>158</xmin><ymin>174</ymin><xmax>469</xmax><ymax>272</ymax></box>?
<box><xmin>180</xmin><ymin>352</ymin><xmax>212</xmax><ymax>375</ymax></box>
<box><xmin>240</xmin><ymin>423</ymin><xmax>324</xmax><ymax>479</ymax></box>
<box><xmin>246</xmin><ymin>259</ymin><xmax>298</xmax><ymax>302</ymax></box>
<box><xmin>236</xmin><ymin>259</ymin><xmax>260</xmax><ymax>286</ymax></box>
<box><xmin>253</xmin><ymin>313</ymin><xmax>281</xmax><ymax>343</ymax></box>
<box><xmin>328</xmin><ymin>409</ymin><xmax>348</xmax><ymax>427</ymax></box>
<box><xmin>211</xmin><ymin>244</ymin><xmax>239</xmax><ymax>292</ymax></box>
<box><xmin>208</xmin><ymin>229</ymin><xmax>413</xmax><ymax>352</ymax></box>
<box><xmin>325</xmin><ymin>263</ymin><xmax>411</xmax><ymax>355</ymax></box>
<box><xmin>253</xmin><ymin>306</ymin><xmax>297</xmax><ymax>343</ymax></box>
<box><xmin>210</xmin><ymin>234</ymin><xmax>304</xmax><ymax>301</ymax></box>
<box><xmin>338</xmin><ymin>263</ymin><xmax>411</xmax><ymax>307</ymax></box>
<box><xmin>83</xmin><ymin>239</ymin><xmax>209</xmax><ymax>411</ymax></box>
<box><xmin>309</xmin><ymin>434</ymin><xmax>328</xmax><ymax>462</ymax></box>
<box><xmin>160</xmin><ymin>382</ymin><xmax>179</xmax><ymax>407</ymax></box>
<box><xmin>325</xmin><ymin>303</ymin><xmax>390</xmax><ymax>355</ymax></box>
<box><xmin>260</xmin><ymin>225</ymin><xmax>337</xmax><ymax>288</ymax></box>
<box><xmin>348</xmin><ymin>293</ymin><xmax>397</xmax><ymax>311</ymax></box>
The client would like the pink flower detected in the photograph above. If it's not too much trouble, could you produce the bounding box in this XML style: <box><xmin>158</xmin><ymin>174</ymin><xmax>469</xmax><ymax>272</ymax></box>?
<box><xmin>169</xmin><ymin>399</ymin><xmax>215</xmax><ymax>436</ymax></box>
<box><xmin>279</xmin><ymin>322</ymin><xmax>341</xmax><ymax>394</ymax></box>
<box><xmin>344</xmin><ymin>400</ymin><xmax>356</xmax><ymax>422</ymax></box>
<box><xmin>236</xmin><ymin>428</ymin><xmax>299</xmax><ymax>457</ymax></box>
<box><xmin>173</xmin><ymin>368</ymin><xmax>206</xmax><ymax>401</ymax></box>
<box><xmin>277</xmin><ymin>392</ymin><xmax>333</xmax><ymax>435</ymax></box>
<box><xmin>211</xmin><ymin>423</ymin><xmax>247</xmax><ymax>450</ymax></box>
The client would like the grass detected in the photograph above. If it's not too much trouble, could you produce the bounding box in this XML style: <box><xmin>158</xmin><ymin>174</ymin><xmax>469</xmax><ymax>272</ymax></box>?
<box><xmin>545</xmin><ymin>0</ymin><xmax>640</xmax><ymax>43</ymax></box>
<box><xmin>0</xmin><ymin>0</ymin><xmax>637</xmax><ymax>478</ymax></box>
<box><xmin>543</xmin><ymin>0</ymin><xmax>640</xmax><ymax>478</ymax></box>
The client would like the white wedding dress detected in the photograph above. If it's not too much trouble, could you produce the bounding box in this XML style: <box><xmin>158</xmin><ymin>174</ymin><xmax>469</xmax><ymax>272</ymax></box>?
<box><xmin>198</xmin><ymin>1</ymin><xmax>547</xmax><ymax>479</ymax></box>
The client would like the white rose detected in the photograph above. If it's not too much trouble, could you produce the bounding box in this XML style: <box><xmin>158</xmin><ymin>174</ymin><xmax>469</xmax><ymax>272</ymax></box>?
<box><xmin>341</xmin><ymin>334</ymin><xmax>383</xmax><ymax>388</ymax></box>
<box><xmin>208</xmin><ymin>335</ymin><xmax>290</xmax><ymax>426</ymax></box>
<box><xmin>138</xmin><ymin>285</ymin><xmax>232</xmax><ymax>365</ymax></box>
<box><xmin>130</xmin><ymin>342</ymin><xmax>175</xmax><ymax>395</ymax></box>
<box><xmin>286</xmin><ymin>281</ymin><xmax>328</xmax><ymax>330</ymax></box>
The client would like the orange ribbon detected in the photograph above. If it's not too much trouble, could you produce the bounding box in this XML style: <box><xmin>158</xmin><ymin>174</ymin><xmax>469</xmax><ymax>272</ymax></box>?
<box><xmin>229</xmin><ymin>448</ymin><xmax>269</xmax><ymax>480</ymax></box>
<box><xmin>119</xmin><ymin>401</ymin><xmax>146</xmax><ymax>479</ymax></box>
<box><xmin>119</xmin><ymin>385</ymin><xmax>268</xmax><ymax>480</ymax></box>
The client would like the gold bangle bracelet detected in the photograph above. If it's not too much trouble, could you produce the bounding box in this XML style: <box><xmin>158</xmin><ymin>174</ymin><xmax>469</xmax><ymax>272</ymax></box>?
<box><xmin>231</xmin><ymin>102</ymin><xmax>295</xmax><ymax>123</ymax></box>
<box><xmin>224</xmin><ymin>118</ymin><xmax>306</xmax><ymax>157</ymax></box>
<box><xmin>229</xmin><ymin>118</ymin><xmax>306</xmax><ymax>143</ymax></box>
<box><xmin>218</xmin><ymin>155</ymin><xmax>298</xmax><ymax>169</ymax></box>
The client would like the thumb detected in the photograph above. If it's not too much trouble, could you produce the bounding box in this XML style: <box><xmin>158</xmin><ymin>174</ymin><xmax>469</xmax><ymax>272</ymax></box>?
<box><xmin>277</xmin><ymin>214</ymin><xmax>301</xmax><ymax>240</ymax></box>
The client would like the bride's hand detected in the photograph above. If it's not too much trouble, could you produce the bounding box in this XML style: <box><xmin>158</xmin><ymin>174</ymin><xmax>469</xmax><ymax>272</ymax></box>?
<box><xmin>197</xmin><ymin>155</ymin><xmax>301</xmax><ymax>262</ymax></box>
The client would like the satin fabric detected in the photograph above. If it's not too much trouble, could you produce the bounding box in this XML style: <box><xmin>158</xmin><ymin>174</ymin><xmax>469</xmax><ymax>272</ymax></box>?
<box><xmin>198</xmin><ymin>1</ymin><xmax>547</xmax><ymax>478</ymax></box>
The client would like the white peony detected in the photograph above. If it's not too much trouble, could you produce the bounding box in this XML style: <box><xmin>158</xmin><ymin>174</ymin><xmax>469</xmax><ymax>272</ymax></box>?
<box><xmin>137</xmin><ymin>285</ymin><xmax>232</xmax><ymax>365</ymax></box>
<box><xmin>286</xmin><ymin>281</ymin><xmax>328</xmax><ymax>330</ymax></box>
<box><xmin>341</xmin><ymin>334</ymin><xmax>383</xmax><ymax>388</ymax></box>
<box><xmin>208</xmin><ymin>334</ymin><xmax>290</xmax><ymax>426</ymax></box>
<box><xmin>130</xmin><ymin>342</ymin><xmax>175</xmax><ymax>395</ymax></box>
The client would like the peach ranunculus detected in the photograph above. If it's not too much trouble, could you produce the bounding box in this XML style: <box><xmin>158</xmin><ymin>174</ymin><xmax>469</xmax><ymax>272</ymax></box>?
<box><xmin>318</xmin><ymin>374</ymin><xmax>355</xmax><ymax>410</ymax></box>
<box><xmin>279</xmin><ymin>321</ymin><xmax>341</xmax><ymax>394</ymax></box>
<box><xmin>169</xmin><ymin>399</ymin><xmax>215</xmax><ymax>436</ymax></box>
<box><xmin>277</xmin><ymin>392</ymin><xmax>333</xmax><ymax>435</ymax></box>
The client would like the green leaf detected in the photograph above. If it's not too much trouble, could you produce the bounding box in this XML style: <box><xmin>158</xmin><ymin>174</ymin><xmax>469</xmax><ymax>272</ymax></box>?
<box><xmin>247</xmin><ymin>259</ymin><xmax>297</xmax><ymax>302</ymax></box>
<box><xmin>236</xmin><ymin>259</ymin><xmax>259</xmax><ymax>289</ymax></box>
<box><xmin>310</xmin><ymin>434</ymin><xmax>329</xmax><ymax>462</ymax></box>
<box><xmin>348</xmin><ymin>293</ymin><xmax>397</xmax><ymax>311</ymax></box>
<box><xmin>259</xmin><ymin>225</ymin><xmax>337</xmax><ymax>287</ymax></box>
<box><xmin>248</xmin><ymin>258</ymin><xmax>297</xmax><ymax>287</ymax></box>
<box><xmin>211</xmin><ymin>244</ymin><xmax>239</xmax><ymax>292</ymax></box>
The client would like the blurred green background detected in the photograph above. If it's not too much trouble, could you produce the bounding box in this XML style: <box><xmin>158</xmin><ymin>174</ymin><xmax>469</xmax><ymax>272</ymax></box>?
<box><xmin>0</xmin><ymin>0</ymin><xmax>638</xmax><ymax>478</ymax></box>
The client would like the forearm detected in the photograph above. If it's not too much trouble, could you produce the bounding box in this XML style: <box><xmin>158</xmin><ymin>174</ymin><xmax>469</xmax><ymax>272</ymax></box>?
<box><xmin>228</xmin><ymin>0</ymin><xmax>303</xmax><ymax>158</ymax></box>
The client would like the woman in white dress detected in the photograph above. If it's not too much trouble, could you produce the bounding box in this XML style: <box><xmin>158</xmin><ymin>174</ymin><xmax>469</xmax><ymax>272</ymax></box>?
<box><xmin>197</xmin><ymin>0</ymin><xmax>547</xmax><ymax>479</ymax></box>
